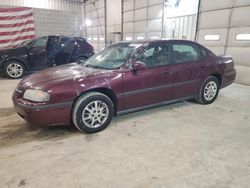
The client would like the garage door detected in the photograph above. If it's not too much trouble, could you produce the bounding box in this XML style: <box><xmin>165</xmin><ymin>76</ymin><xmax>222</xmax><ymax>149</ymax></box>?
<box><xmin>122</xmin><ymin>0</ymin><xmax>164</xmax><ymax>41</ymax></box>
<box><xmin>85</xmin><ymin>0</ymin><xmax>106</xmax><ymax>51</ymax></box>
<box><xmin>196</xmin><ymin>0</ymin><xmax>250</xmax><ymax>85</ymax></box>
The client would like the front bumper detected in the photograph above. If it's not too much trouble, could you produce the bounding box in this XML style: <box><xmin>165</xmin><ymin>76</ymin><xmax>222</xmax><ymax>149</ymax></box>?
<box><xmin>13</xmin><ymin>100</ymin><xmax>73</xmax><ymax>126</ymax></box>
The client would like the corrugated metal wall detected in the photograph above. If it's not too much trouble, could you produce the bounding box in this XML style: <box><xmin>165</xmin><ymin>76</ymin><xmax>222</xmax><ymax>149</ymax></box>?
<box><xmin>85</xmin><ymin>0</ymin><xmax>106</xmax><ymax>51</ymax></box>
<box><xmin>0</xmin><ymin>0</ymin><xmax>83</xmax><ymax>12</ymax></box>
<box><xmin>0</xmin><ymin>0</ymin><xmax>85</xmax><ymax>38</ymax></box>
<box><xmin>164</xmin><ymin>14</ymin><xmax>197</xmax><ymax>40</ymax></box>
<box><xmin>163</xmin><ymin>0</ymin><xmax>199</xmax><ymax>40</ymax></box>
<box><xmin>196</xmin><ymin>0</ymin><xmax>250</xmax><ymax>85</ymax></box>
<box><xmin>122</xmin><ymin>0</ymin><xmax>164</xmax><ymax>41</ymax></box>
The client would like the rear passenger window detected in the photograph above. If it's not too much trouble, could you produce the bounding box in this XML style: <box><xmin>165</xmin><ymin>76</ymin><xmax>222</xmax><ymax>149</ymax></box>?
<box><xmin>60</xmin><ymin>37</ymin><xmax>75</xmax><ymax>47</ymax></box>
<box><xmin>173</xmin><ymin>44</ymin><xmax>201</xmax><ymax>63</ymax></box>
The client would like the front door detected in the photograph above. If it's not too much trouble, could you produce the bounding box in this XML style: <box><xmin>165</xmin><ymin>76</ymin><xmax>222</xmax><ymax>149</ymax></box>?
<box><xmin>122</xmin><ymin>42</ymin><xmax>174</xmax><ymax>110</ymax></box>
<box><xmin>27</xmin><ymin>36</ymin><xmax>48</xmax><ymax>71</ymax></box>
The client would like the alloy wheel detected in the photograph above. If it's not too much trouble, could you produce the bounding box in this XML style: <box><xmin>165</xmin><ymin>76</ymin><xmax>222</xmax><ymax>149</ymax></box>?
<box><xmin>82</xmin><ymin>100</ymin><xmax>109</xmax><ymax>128</ymax></box>
<box><xmin>6</xmin><ymin>63</ymin><xmax>23</xmax><ymax>78</ymax></box>
<box><xmin>204</xmin><ymin>81</ymin><xmax>218</xmax><ymax>101</ymax></box>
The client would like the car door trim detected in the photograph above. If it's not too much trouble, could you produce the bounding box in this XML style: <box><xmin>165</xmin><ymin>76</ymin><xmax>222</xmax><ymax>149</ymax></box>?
<box><xmin>117</xmin><ymin>79</ymin><xmax>201</xmax><ymax>98</ymax></box>
<box><xmin>117</xmin><ymin>95</ymin><xmax>195</xmax><ymax>115</ymax></box>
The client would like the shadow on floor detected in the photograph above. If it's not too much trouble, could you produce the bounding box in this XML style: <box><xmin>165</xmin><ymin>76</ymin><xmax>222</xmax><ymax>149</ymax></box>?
<box><xmin>0</xmin><ymin>100</ymin><xmax>194</xmax><ymax>148</ymax></box>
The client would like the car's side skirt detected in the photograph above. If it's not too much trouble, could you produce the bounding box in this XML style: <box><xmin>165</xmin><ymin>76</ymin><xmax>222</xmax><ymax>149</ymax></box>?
<box><xmin>116</xmin><ymin>95</ymin><xmax>196</xmax><ymax>116</ymax></box>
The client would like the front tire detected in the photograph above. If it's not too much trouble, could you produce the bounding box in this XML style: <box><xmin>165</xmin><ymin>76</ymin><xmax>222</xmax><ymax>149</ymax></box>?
<box><xmin>72</xmin><ymin>92</ymin><xmax>114</xmax><ymax>133</ymax></box>
<box><xmin>196</xmin><ymin>76</ymin><xmax>219</xmax><ymax>104</ymax></box>
<box><xmin>4</xmin><ymin>60</ymin><xmax>25</xmax><ymax>79</ymax></box>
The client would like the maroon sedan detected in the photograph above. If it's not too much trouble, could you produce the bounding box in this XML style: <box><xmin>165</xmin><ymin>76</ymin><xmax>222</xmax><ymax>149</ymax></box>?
<box><xmin>13</xmin><ymin>40</ymin><xmax>236</xmax><ymax>133</ymax></box>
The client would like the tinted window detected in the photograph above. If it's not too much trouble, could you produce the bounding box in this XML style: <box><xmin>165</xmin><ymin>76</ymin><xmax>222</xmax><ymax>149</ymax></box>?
<box><xmin>60</xmin><ymin>37</ymin><xmax>75</xmax><ymax>53</ymax></box>
<box><xmin>173</xmin><ymin>44</ymin><xmax>201</xmax><ymax>63</ymax></box>
<box><xmin>136</xmin><ymin>44</ymin><xmax>171</xmax><ymax>68</ymax></box>
<box><xmin>76</xmin><ymin>38</ymin><xmax>86</xmax><ymax>47</ymax></box>
<box><xmin>32</xmin><ymin>36</ymin><xmax>47</xmax><ymax>48</ymax></box>
<box><xmin>48</xmin><ymin>36</ymin><xmax>59</xmax><ymax>47</ymax></box>
<box><xmin>60</xmin><ymin>37</ymin><xmax>75</xmax><ymax>46</ymax></box>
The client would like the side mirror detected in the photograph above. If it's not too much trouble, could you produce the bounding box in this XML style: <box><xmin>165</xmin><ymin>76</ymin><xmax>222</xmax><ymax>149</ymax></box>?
<box><xmin>132</xmin><ymin>61</ymin><xmax>146</xmax><ymax>71</ymax></box>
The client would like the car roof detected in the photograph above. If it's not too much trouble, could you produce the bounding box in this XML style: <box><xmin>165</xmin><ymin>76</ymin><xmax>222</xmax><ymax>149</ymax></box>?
<box><xmin>39</xmin><ymin>35</ymin><xmax>85</xmax><ymax>40</ymax></box>
<box><xmin>119</xmin><ymin>39</ymin><xmax>199</xmax><ymax>45</ymax></box>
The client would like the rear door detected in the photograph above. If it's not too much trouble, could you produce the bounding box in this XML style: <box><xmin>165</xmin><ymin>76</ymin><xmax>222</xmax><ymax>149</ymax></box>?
<box><xmin>55</xmin><ymin>37</ymin><xmax>76</xmax><ymax>66</ymax></box>
<box><xmin>73</xmin><ymin>38</ymin><xmax>94</xmax><ymax>59</ymax></box>
<box><xmin>122</xmin><ymin>42</ymin><xmax>175</xmax><ymax>110</ymax></box>
<box><xmin>170</xmin><ymin>42</ymin><xmax>207</xmax><ymax>99</ymax></box>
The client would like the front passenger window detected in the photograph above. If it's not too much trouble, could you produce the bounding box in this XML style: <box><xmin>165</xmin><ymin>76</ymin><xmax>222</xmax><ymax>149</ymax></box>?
<box><xmin>136</xmin><ymin>44</ymin><xmax>170</xmax><ymax>68</ymax></box>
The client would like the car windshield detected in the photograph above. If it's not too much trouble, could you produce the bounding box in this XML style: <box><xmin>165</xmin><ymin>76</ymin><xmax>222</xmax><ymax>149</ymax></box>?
<box><xmin>15</xmin><ymin>39</ymin><xmax>33</xmax><ymax>47</ymax></box>
<box><xmin>84</xmin><ymin>43</ymin><xmax>142</xmax><ymax>70</ymax></box>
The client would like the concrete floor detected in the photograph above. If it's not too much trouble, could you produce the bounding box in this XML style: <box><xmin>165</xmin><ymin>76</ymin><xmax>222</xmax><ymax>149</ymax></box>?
<box><xmin>0</xmin><ymin>77</ymin><xmax>250</xmax><ymax>188</ymax></box>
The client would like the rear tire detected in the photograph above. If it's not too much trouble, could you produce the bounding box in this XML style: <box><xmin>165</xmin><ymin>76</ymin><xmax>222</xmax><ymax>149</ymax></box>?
<box><xmin>72</xmin><ymin>92</ymin><xmax>114</xmax><ymax>133</ymax></box>
<box><xmin>196</xmin><ymin>76</ymin><xmax>219</xmax><ymax>104</ymax></box>
<box><xmin>4</xmin><ymin>60</ymin><xmax>25</xmax><ymax>79</ymax></box>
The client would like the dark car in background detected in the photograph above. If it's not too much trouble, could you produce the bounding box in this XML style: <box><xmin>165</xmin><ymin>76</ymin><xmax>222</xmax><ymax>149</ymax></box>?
<box><xmin>0</xmin><ymin>35</ymin><xmax>94</xmax><ymax>79</ymax></box>
<box><xmin>12</xmin><ymin>40</ymin><xmax>236</xmax><ymax>133</ymax></box>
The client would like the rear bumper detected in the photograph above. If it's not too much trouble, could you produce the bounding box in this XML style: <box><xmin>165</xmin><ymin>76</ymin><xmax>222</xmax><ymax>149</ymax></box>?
<box><xmin>13</xmin><ymin>100</ymin><xmax>73</xmax><ymax>126</ymax></box>
<box><xmin>221</xmin><ymin>69</ymin><xmax>236</xmax><ymax>88</ymax></box>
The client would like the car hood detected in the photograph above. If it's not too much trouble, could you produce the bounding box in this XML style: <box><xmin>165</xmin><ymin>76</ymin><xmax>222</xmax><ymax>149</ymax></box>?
<box><xmin>19</xmin><ymin>63</ymin><xmax>110</xmax><ymax>88</ymax></box>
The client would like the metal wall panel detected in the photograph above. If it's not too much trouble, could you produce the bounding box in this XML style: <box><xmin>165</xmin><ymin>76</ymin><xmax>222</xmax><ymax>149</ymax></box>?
<box><xmin>227</xmin><ymin>47</ymin><xmax>250</xmax><ymax>67</ymax></box>
<box><xmin>164</xmin><ymin>14</ymin><xmax>197</xmax><ymax>40</ymax></box>
<box><xmin>135</xmin><ymin>0</ymin><xmax>147</xmax><ymax>9</ymax></box>
<box><xmin>231</xmin><ymin>6</ymin><xmax>250</xmax><ymax>27</ymax></box>
<box><xmin>198</xmin><ymin>28</ymin><xmax>228</xmax><ymax>47</ymax></box>
<box><xmin>233</xmin><ymin>65</ymin><xmax>250</xmax><ymax>85</ymax></box>
<box><xmin>124</xmin><ymin>0</ymin><xmax>134</xmax><ymax>11</ymax></box>
<box><xmin>228</xmin><ymin>27</ymin><xmax>250</xmax><ymax>47</ymax></box>
<box><xmin>148</xmin><ymin>19</ymin><xmax>162</xmax><ymax>32</ymax></box>
<box><xmin>197</xmin><ymin>0</ymin><xmax>250</xmax><ymax>85</ymax></box>
<box><xmin>134</xmin><ymin>8</ymin><xmax>147</xmax><ymax>21</ymax></box>
<box><xmin>122</xmin><ymin>0</ymin><xmax>164</xmax><ymax>40</ymax></box>
<box><xmin>234</xmin><ymin>0</ymin><xmax>250</xmax><ymax>6</ymax></box>
<box><xmin>148</xmin><ymin>4</ymin><xmax>163</xmax><ymax>19</ymax></box>
<box><xmin>200</xmin><ymin>0</ymin><xmax>233</xmax><ymax>12</ymax></box>
<box><xmin>149</xmin><ymin>0</ymin><xmax>163</xmax><ymax>6</ymax></box>
<box><xmin>124</xmin><ymin>22</ymin><xmax>134</xmax><ymax>33</ymax></box>
<box><xmin>147</xmin><ymin>32</ymin><xmax>162</xmax><ymax>38</ymax></box>
<box><xmin>85</xmin><ymin>0</ymin><xmax>106</xmax><ymax>51</ymax></box>
<box><xmin>134</xmin><ymin>21</ymin><xmax>147</xmax><ymax>32</ymax></box>
<box><xmin>206</xmin><ymin>47</ymin><xmax>225</xmax><ymax>55</ymax></box>
<box><xmin>199</xmin><ymin>10</ymin><xmax>230</xmax><ymax>29</ymax></box>
<box><xmin>0</xmin><ymin>0</ymin><xmax>83</xmax><ymax>12</ymax></box>
<box><xmin>124</xmin><ymin>11</ymin><xmax>134</xmax><ymax>22</ymax></box>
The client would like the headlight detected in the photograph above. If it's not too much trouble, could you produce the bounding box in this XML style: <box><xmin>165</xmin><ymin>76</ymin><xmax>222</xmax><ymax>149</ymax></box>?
<box><xmin>23</xmin><ymin>89</ymin><xmax>50</xmax><ymax>102</ymax></box>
